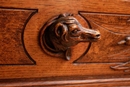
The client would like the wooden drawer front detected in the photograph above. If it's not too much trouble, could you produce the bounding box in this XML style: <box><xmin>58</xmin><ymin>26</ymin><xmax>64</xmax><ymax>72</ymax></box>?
<box><xmin>0</xmin><ymin>0</ymin><xmax>130</xmax><ymax>86</ymax></box>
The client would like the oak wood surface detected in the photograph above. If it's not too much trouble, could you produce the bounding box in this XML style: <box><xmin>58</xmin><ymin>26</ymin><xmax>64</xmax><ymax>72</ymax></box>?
<box><xmin>0</xmin><ymin>0</ymin><xmax>130</xmax><ymax>86</ymax></box>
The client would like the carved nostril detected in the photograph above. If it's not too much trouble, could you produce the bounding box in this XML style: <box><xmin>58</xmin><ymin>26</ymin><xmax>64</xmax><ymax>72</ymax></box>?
<box><xmin>96</xmin><ymin>34</ymin><xmax>100</xmax><ymax>38</ymax></box>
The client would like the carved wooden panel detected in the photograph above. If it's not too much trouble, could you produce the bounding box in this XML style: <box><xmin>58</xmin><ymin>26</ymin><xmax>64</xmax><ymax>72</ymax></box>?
<box><xmin>1</xmin><ymin>0</ymin><xmax>130</xmax><ymax>86</ymax></box>
<box><xmin>69</xmin><ymin>12</ymin><xmax>130</xmax><ymax>72</ymax></box>
<box><xmin>0</xmin><ymin>7</ymin><xmax>129</xmax><ymax>78</ymax></box>
<box><xmin>76</xmin><ymin>12</ymin><xmax>130</xmax><ymax>63</ymax></box>
<box><xmin>38</xmin><ymin>11</ymin><xmax>130</xmax><ymax>72</ymax></box>
<box><xmin>0</xmin><ymin>8</ymin><xmax>37</xmax><ymax>65</ymax></box>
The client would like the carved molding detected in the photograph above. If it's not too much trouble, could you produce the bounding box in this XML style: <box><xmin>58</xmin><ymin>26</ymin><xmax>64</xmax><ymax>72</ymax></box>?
<box><xmin>110</xmin><ymin>36</ymin><xmax>130</xmax><ymax>72</ymax></box>
<box><xmin>111</xmin><ymin>61</ymin><xmax>130</xmax><ymax>72</ymax></box>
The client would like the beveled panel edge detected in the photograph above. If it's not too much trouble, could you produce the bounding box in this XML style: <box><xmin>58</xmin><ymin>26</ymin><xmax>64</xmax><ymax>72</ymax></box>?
<box><xmin>21</xmin><ymin>8</ymin><xmax>38</xmax><ymax>65</ymax></box>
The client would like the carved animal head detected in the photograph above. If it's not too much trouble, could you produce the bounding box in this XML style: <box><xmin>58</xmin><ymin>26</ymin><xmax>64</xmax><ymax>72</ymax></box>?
<box><xmin>41</xmin><ymin>13</ymin><xmax>100</xmax><ymax>60</ymax></box>
<box><xmin>53</xmin><ymin>14</ymin><xmax>100</xmax><ymax>46</ymax></box>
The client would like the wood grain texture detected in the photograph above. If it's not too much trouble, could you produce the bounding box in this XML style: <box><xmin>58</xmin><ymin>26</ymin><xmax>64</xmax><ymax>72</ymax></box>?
<box><xmin>0</xmin><ymin>8</ymin><xmax>37</xmax><ymax>65</ymax></box>
<box><xmin>76</xmin><ymin>12</ymin><xmax>130</xmax><ymax>63</ymax></box>
<box><xmin>0</xmin><ymin>0</ymin><xmax>130</xmax><ymax>86</ymax></box>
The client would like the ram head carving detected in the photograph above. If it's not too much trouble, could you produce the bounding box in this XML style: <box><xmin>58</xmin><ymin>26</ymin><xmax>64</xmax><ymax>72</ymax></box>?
<box><xmin>40</xmin><ymin>13</ymin><xmax>100</xmax><ymax>60</ymax></box>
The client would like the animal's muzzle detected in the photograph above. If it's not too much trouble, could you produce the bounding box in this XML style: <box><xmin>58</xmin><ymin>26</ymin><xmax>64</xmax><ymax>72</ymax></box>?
<box><xmin>81</xmin><ymin>27</ymin><xmax>101</xmax><ymax>41</ymax></box>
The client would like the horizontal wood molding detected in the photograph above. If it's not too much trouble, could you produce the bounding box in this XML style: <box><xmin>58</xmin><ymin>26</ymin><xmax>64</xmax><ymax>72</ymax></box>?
<box><xmin>0</xmin><ymin>75</ymin><xmax>130</xmax><ymax>86</ymax></box>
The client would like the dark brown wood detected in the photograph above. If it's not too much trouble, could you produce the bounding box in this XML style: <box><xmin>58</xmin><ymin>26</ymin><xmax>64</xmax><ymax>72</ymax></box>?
<box><xmin>0</xmin><ymin>0</ymin><xmax>130</xmax><ymax>86</ymax></box>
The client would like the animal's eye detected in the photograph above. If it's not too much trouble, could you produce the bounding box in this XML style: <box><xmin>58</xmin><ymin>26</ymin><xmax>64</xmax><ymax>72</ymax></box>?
<box><xmin>72</xmin><ymin>29</ymin><xmax>78</xmax><ymax>34</ymax></box>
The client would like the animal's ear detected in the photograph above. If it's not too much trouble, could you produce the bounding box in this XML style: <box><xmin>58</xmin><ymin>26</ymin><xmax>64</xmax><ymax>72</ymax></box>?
<box><xmin>55</xmin><ymin>23</ymin><xmax>68</xmax><ymax>41</ymax></box>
